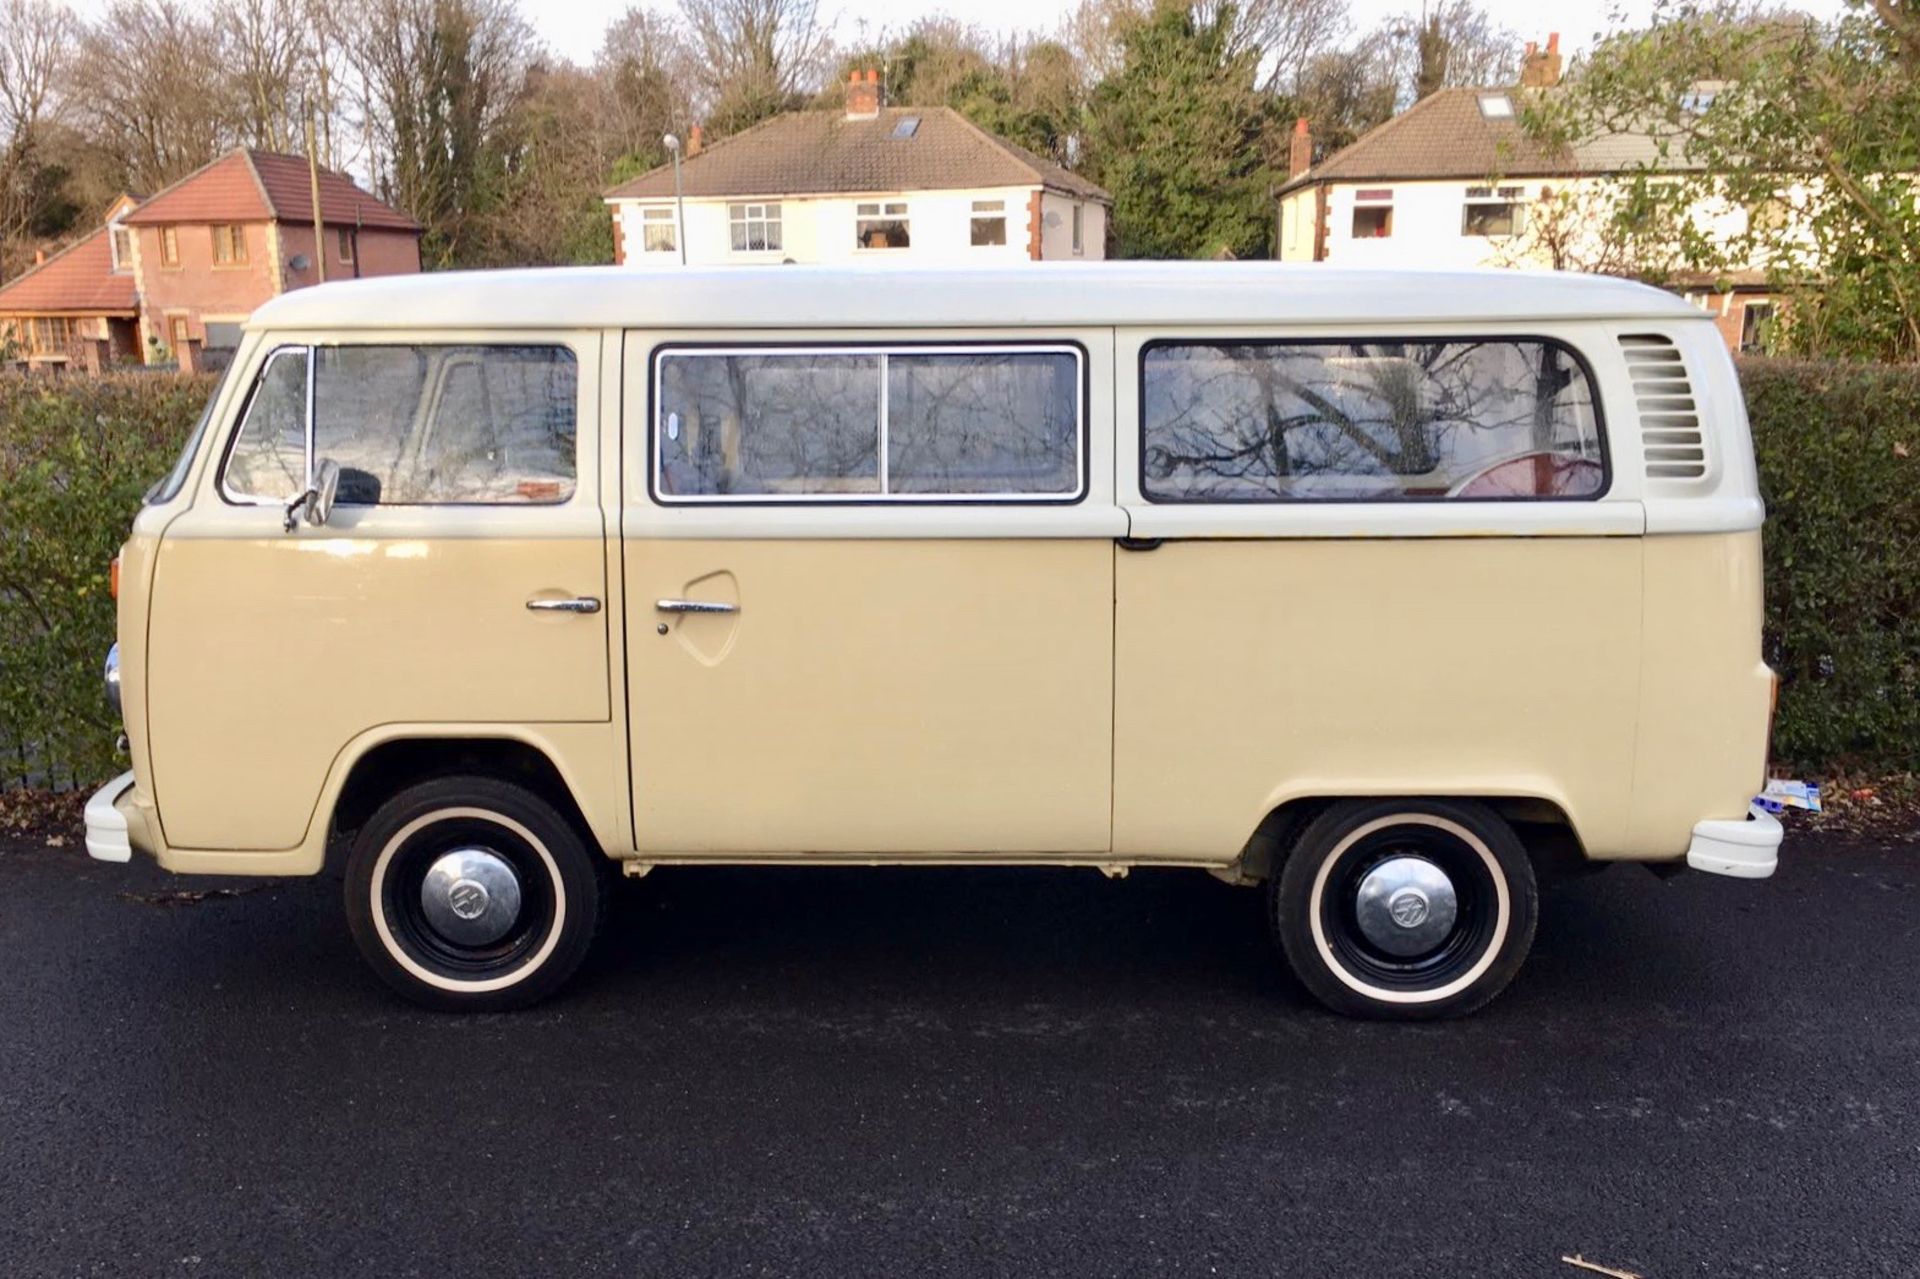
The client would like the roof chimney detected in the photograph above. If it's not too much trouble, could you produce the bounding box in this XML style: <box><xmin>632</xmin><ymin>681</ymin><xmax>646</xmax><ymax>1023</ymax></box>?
<box><xmin>688</xmin><ymin>124</ymin><xmax>704</xmax><ymax>157</ymax></box>
<box><xmin>34</xmin><ymin>249</ymin><xmax>46</xmax><ymax>266</ymax></box>
<box><xmin>845</xmin><ymin>67</ymin><xmax>882</xmax><ymax>120</ymax></box>
<box><xmin>1288</xmin><ymin>117</ymin><xmax>1313</xmax><ymax>178</ymax></box>
<box><xmin>1520</xmin><ymin>32</ymin><xmax>1563</xmax><ymax>87</ymax></box>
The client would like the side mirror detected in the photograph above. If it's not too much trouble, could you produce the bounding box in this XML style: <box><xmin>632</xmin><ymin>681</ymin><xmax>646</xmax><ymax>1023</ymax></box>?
<box><xmin>284</xmin><ymin>459</ymin><xmax>342</xmax><ymax>532</ymax></box>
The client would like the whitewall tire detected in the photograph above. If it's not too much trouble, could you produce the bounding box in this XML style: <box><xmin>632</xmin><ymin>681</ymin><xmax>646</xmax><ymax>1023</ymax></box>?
<box><xmin>1268</xmin><ymin>799</ymin><xmax>1538</xmax><ymax>1020</ymax></box>
<box><xmin>344</xmin><ymin>775</ymin><xmax>603</xmax><ymax>1012</ymax></box>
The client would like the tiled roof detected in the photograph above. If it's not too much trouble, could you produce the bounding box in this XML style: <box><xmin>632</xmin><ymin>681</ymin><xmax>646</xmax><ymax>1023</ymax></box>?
<box><xmin>1282</xmin><ymin>86</ymin><xmax>1709</xmax><ymax>193</ymax></box>
<box><xmin>0</xmin><ymin>227</ymin><xmax>137</xmax><ymax>315</ymax></box>
<box><xmin>605</xmin><ymin>106</ymin><xmax>1109</xmax><ymax>203</ymax></box>
<box><xmin>122</xmin><ymin>149</ymin><xmax>420</xmax><ymax>231</ymax></box>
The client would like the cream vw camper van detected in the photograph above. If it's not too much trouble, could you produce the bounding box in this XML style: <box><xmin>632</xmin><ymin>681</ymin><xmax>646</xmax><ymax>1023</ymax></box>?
<box><xmin>85</xmin><ymin>264</ymin><xmax>1781</xmax><ymax>1019</ymax></box>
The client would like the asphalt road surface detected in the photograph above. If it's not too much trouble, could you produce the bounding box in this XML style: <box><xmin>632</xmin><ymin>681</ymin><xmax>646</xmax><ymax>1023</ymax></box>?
<box><xmin>2</xmin><ymin>826</ymin><xmax>1916</xmax><ymax>1278</ymax></box>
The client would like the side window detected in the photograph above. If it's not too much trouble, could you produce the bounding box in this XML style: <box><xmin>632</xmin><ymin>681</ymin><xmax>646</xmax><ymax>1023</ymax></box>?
<box><xmin>221</xmin><ymin>344</ymin><xmax>578</xmax><ymax>506</ymax></box>
<box><xmin>223</xmin><ymin>348</ymin><xmax>309</xmax><ymax>500</ymax></box>
<box><xmin>654</xmin><ymin>346</ymin><xmax>1082</xmax><ymax>502</ymax></box>
<box><xmin>416</xmin><ymin>348</ymin><xmax>579</xmax><ymax>502</ymax></box>
<box><xmin>1141</xmin><ymin>339</ymin><xmax>1604</xmax><ymax>502</ymax></box>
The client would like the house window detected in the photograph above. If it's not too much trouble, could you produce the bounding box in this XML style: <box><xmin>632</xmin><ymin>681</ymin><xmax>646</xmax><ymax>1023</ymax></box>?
<box><xmin>654</xmin><ymin>345</ymin><xmax>1084</xmax><ymax>502</ymax></box>
<box><xmin>641</xmin><ymin>207</ymin><xmax>677</xmax><ymax>253</ymax></box>
<box><xmin>970</xmin><ymin>200</ymin><xmax>1007</xmax><ymax>246</ymax></box>
<box><xmin>1740</xmin><ymin>301</ymin><xmax>1777</xmax><ymax>354</ymax></box>
<box><xmin>1071</xmin><ymin>203</ymin><xmax>1085</xmax><ymax>255</ymax></box>
<box><xmin>169</xmin><ymin>316</ymin><xmax>191</xmax><ymax>349</ymax></box>
<box><xmin>29</xmin><ymin>316</ymin><xmax>72</xmax><ymax>354</ymax></box>
<box><xmin>338</xmin><ymin>228</ymin><xmax>356</xmax><ymax>264</ymax></box>
<box><xmin>211</xmin><ymin>224</ymin><xmax>248</xmax><ymax>265</ymax></box>
<box><xmin>110</xmin><ymin>225</ymin><xmax>132</xmax><ymax>273</ymax></box>
<box><xmin>1141</xmin><ymin>338</ymin><xmax>1605</xmax><ymax>502</ymax></box>
<box><xmin>1477</xmin><ymin>93</ymin><xmax>1514</xmax><ymax>119</ymax></box>
<box><xmin>1351</xmin><ymin>189</ymin><xmax>1394</xmax><ymax>238</ymax></box>
<box><xmin>728</xmin><ymin>203</ymin><xmax>782</xmax><ymax>252</ymax></box>
<box><xmin>160</xmin><ymin>227</ymin><xmax>180</xmax><ymax>267</ymax></box>
<box><xmin>855</xmin><ymin>202</ymin><xmax>910</xmax><ymax>249</ymax></box>
<box><xmin>1462</xmin><ymin>186</ymin><xmax>1525</xmax><ymax>237</ymax></box>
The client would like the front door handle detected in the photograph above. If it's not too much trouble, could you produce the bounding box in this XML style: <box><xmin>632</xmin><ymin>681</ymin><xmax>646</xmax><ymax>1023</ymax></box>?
<box><xmin>527</xmin><ymin>596</ymin><xmax>602</xmax><ymax>614</ymax></box>
<box><xmin>655</xmin><ymin>598</ymin><xmax>738</xmax><ymax>615</ymax></box>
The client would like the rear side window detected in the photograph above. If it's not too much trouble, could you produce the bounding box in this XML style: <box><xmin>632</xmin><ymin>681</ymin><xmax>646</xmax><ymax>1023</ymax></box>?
<box><xmin>222</xmin><ymin>344</ymin><xmax>578</xmax><ymax>505</ymax></box>
<box><xmin>654</xmin><ymin>345</ymin><xmax>1083</xmax><ymax>502</ymax></box>
<box><xmin>1141</xmin><ymin>339</ymin><xmax>1605</xmax><ymax>502</ymax></box>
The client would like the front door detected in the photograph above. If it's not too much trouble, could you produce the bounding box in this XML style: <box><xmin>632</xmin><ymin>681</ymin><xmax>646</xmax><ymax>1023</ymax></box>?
<box><xmin>146</xmin><ymin>333</ymin><xmax>610</xmax><ymax>852</ymax></box>
<box><xmin>621</xmin><ymin>333</ymin><xmax>1122</xmax><ymax>856</ymax></box>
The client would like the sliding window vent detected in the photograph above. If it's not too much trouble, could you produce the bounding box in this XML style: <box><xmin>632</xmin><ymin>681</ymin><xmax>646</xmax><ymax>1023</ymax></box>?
<box><xmin>1620</xmin><ymin>333</ymin><xmax>1707</xmax><ymax>480</ymax></box>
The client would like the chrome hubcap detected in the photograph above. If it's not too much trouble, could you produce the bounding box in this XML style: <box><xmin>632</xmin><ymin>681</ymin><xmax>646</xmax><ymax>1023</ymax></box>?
<box><xmin>1354</xmin><ymin>855</ymin><xmax>1458</xmax><ymax>956</ymax></box>
<box><xmin>420</xmin><ymin>847</ymin><xmax>523</xmax><ymax>947</ymax></box>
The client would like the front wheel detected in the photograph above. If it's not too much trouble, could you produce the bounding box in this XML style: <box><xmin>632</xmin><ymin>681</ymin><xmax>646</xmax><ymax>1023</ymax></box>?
<box><xmin>1269</xmin><ymin>799</ymin><xmax>1538</xmax><ymax>1020</ymax></box>
<box><xmin>344</xmin><ymin>775</ymin><xmax>604</xmax><ymax>1012</ymax></box>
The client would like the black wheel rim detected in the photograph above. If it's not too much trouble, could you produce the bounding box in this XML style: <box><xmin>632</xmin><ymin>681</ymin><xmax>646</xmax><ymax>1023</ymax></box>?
<box><xmin>380</xmin><ymin>813</ymin><xmax>558</xmax><ymax>982</ymax></box>
<box><xmin>1318</xmin><ymin>821</ymin><xmax>1502</xmax><ymax>993</ymax></box>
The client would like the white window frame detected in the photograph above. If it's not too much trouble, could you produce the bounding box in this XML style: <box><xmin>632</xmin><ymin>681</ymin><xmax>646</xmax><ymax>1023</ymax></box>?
<box><xmin>728</xmin><ymin>202</ymin><xmax>782</xmax><ymax>253</ymax></box>
<box><xmin>855</xmin><ymin>201</ymin><xmax>911</xmax><ymax>251</ymax></box>
<box><xmin>641</xmin><ymin>206</ymin><xmax>677</xmax><ymax>254</ymax></box>
<box><xmin>969</xmin><ymin>199</ymin><xmax>1007</xmax><ymax>247</ymax></box>
<box><xmin>1462</xmin><ymin>186</ymin><xmax>1525</xmax><ymax>237</ymax></box>
<box><xmin>650</xmin><ymin>343</ymin><xmax>1087</xmax><ymax>505</ymax></box>
<box><xmin>1071</xmin><ymin>203</ymin><xmax>1084</xmax><ymax>255</ymax></box>
<box><xmin>1350</xmin><ymin>188</ymin><xmax>1394</xmax><ymax>240</ymax></box>
<box><xmin>109</xmin><ymin>223</ymin><xmax>132</xmax><ymax>273</ymax></box>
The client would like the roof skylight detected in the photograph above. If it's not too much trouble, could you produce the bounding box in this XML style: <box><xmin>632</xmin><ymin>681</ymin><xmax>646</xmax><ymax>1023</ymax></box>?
<box><xmin>1477</xmin><ymin>93</ymin><xmax>1514</xmax><ymax>119</ymax></box>
<box><xmin>892</xmin><ymin>116</ymin><xmax>921</xmax><ymax>138</ymax></box>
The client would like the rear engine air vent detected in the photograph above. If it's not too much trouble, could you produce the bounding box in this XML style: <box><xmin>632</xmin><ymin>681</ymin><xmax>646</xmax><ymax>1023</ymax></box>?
<box><xmin>1620</xmin><ymin>333</ymin><xmax>1707</xmax><ymax>480</ymax></box>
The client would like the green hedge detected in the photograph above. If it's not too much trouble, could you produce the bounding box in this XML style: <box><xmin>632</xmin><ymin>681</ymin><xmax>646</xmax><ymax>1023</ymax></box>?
<box><xmin>0</xmin><ymin>361</ymin><xmax>1914</xmax><ymax>791</ymax></box>
<box><xmin>1741</xmin><ymin>360</ymin><xmax>1919</xmax><ymax>772</ymax></box>
<box><xmin>0</xmin><ymin>373</ymin><xmax>215</xmax><ymax>788</ymax></box>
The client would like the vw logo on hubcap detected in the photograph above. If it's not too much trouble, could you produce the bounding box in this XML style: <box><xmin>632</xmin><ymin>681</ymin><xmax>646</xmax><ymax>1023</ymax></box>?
<box><xmin>1388</xmin><ymin>888</ymin><xmax>1430</xmax><ymax>929</ymax></box>
<box><xmin>448</xmin><ymin>878</ymin><xmax>491</xmax><ymax>921</ymax></box>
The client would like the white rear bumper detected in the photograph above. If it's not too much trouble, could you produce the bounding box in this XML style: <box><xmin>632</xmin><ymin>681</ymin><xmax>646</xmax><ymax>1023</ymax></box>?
<box><xmin>84</xmin><ymin>771</ymin><xmax>137</xmax><ymax>863</ymax></box>
<box><xmin>1685</xmin><ymin>805</ymin><xmax>1783</xmax><ymax>879</ymax></box>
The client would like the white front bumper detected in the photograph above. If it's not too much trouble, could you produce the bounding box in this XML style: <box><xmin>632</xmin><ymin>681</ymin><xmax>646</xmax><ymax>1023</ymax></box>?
<box><xmin>84</xmin><ymin>771</ymin><xmax>137</xmax><ymax>863</ymax></box>
<box><xmin>1685</xmin><ymin>805</ymin><xmax>1783</xmax><ymax>879</ymax></box>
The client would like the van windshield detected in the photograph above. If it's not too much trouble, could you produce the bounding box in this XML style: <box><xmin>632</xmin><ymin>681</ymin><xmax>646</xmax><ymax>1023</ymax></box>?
<box><xmin>145</xmin><ymin>362</ymin><xmax>234</xmax><ymax>505</ymax></box>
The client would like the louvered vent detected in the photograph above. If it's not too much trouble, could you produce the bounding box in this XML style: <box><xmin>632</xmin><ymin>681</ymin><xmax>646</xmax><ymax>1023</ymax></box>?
<box><xmin>1620</xmin><ymin>334</ymin><xmax>1707</xmax><ymax>480</ymax></box>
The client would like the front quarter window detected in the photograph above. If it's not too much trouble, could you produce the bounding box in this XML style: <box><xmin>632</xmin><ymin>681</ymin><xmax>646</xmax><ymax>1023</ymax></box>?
<box><xmin>222</xmin><ymin>348</ymin><xmax>311</xmax><ymax>502</ymax></box>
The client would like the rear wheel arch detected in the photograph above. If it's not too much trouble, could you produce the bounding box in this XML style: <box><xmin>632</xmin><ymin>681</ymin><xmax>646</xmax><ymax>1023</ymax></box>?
<box><xmin>1236</xmin><ymin>791</ymin><xmax>1587</xmax><ymax>885</ymax></box>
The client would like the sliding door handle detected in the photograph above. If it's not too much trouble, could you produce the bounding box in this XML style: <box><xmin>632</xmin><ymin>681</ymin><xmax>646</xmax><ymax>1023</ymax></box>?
<box><xmin>655</xmin><ymin>598</ymin><xmax>738</xmax><ymax>615</ymax></box>
<box><xmin>526</xmin><ymin>596</ymin><xmax>602</xmax><ymax>614</ymax></box>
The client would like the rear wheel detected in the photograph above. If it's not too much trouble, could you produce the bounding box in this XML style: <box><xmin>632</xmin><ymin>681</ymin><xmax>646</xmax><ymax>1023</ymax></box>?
<box><xmin>344</xmin><ymin>775</ymin><xmax>603</xmax><ymax>1012</ymax></box>
<box><xmin>1269</xmin><ymin>799</ymin><xmax>1537</xmax><ymax>1020</ymax></box>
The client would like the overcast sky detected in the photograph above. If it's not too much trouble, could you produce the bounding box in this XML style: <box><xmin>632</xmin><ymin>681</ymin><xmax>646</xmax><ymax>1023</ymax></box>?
<box><xmin>527</xmin><ymin>0</ymin><xmax>1844</xmax><ymax>64</ymax></box>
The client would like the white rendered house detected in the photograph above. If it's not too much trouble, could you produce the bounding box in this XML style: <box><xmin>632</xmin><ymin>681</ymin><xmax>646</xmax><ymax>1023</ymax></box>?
<box><xmin>604</xmin><ymin>71</ymin><xmax>1109</xmax><ymax>270</ymax></box>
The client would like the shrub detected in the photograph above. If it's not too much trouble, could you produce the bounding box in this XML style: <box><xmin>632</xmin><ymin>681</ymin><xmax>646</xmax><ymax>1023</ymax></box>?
<box><xmin>1741</xmin><ymin>359</ymin><xmax>1920</xmax><ymax>773</ymax></box>
<box><xmin>0</xmin><ymin>372</ymin><xmax>215</xmax><ymax>788</ymax></box>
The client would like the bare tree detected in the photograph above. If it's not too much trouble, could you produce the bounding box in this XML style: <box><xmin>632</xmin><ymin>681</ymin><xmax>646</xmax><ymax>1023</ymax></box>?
<box><xmin>76</xmin><ymin>0</ymin><xmax>236</xmax><ymax>191</ymax></box>
<box><xmin>217</xmin><ymin>0</ymin><xmax>308</xmax><ymax>152</ymax></box>
<box><xmin>678</xmin><ymin>0</ymin><xmax>828</xmax><ymax>131</ymax></box>
<box><xmin>1196</xmin><ymin>0</ymin><xmax>1348</xmax><ymax>92</ymax></box>
<box><xmin>599</xmin><ymin>5</ymin><xmax>696</xmax><ymax>160</ymax></box>
<box><xmin>335</xmin><ymin>0</ymin><xmax>538</xmax><ymax>265</ymax></box>
<box><xmin>0</xmin><ymin>0</ymin><xmax>71</xmax><ymax>275</ymax></box>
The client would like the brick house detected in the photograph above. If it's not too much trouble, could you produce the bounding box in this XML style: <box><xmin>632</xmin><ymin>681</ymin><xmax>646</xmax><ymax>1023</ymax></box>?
<box><xmin>0</xmin><ymin>149</ymin><xmax>420</xmax><ymax>370</ymax></box>
<box><xmin>604</xmin><ymin>71</ymin><xmax>1110</xmax><ymax>268</ymax></box>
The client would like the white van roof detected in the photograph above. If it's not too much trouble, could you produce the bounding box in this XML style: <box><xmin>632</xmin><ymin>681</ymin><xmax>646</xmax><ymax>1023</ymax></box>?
<box><xmin>250</xmin><ymin>261</ymin><xmax>1704</xmax><ymax>332</ymax></box>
